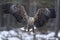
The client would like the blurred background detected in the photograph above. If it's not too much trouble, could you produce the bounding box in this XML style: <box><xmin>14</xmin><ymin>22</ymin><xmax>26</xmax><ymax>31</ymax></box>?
<box><xmin>0</xmin><ymin>0</ymin><xmax>56</xmax><ymax>31</ymax></box>
<box><xmin>0</xmin><ymin>0</ymin><xmax>59</xmax><ymax>40</ymax></box>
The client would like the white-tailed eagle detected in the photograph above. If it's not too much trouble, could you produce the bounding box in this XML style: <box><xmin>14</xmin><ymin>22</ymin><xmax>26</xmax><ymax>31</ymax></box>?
<box><xmin>0</xmin><ymin>3</ymin><xmax>56</xmax><ymax>32</ymax></box>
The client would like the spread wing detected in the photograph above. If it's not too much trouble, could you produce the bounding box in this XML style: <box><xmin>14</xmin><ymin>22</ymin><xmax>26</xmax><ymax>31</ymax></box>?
<box><xmin>10</xmin><ymin>4</ymin><xmax>29</xmax><ymax>23</ymax></box>
<box><xmin>34</xmin><ymin>8</ymin><xmax>50</xmax><ymax>28</ymax></box>
<box><xmin>34</xmin><ymin>8</ymin><xmax>56</xmax><ymax>33</ymax></box>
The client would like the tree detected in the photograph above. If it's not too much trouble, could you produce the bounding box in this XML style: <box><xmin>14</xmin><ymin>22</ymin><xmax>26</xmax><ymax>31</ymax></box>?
<box><xmin>54</xmin><ymin>0</ymin><xmax>60</xmax><ymax>38</ymax></box>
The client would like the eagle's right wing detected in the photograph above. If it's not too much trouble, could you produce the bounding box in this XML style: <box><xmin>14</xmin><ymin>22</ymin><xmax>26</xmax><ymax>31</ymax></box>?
<box><xmin>10</xmin><ymin>4</ymin><xmax>29</xmax><ymax>23</ymax></box>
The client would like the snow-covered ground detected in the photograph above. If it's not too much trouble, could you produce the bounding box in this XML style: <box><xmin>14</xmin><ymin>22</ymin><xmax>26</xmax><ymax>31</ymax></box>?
<box><xmin>0</xmin><ymin>27</ymin><xmax>59</xmax><ymax>40</ymax></box>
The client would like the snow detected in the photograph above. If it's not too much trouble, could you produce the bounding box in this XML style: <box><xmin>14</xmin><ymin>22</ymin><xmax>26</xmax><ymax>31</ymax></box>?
<box><xmin>8</xmin><ymin>37</ymin><xmax>20</xmax><ymax>40</ymax></box>
<box><xmin>9</xmin><ymin>30</ymin><xmax>18</xmax><ymax>36</ymax></box>
<box><xmin>0</xmin><ymin>28</ymin><xmax>59</xmax><ymax>40</ymax></box>
<box><xmin>0</xmin><ymin>38</ymin><xmax>3</xmax><ymax>40</ymax></box>
<box><xmin>0</xmin><ymin>31</ymin><xmax>9</xmax><ymax>37</ymax></box>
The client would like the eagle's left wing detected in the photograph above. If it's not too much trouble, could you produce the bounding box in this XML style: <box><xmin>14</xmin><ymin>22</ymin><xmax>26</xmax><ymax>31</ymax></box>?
<box><xmin>34</xmin><ymin>8</ymin><xmax>50</xmax><ymax>28</ymax></box>
<box><xmin>34</xmin><ymin>8</ymin><xmax>56</xmax><ymax>33</ymax></box>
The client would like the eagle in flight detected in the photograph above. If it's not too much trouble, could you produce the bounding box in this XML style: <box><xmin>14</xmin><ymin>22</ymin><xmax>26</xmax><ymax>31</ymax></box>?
<box><xmin>0</xmin><ymin>3</ymin><xmax>56</xmax><ymax>31</ymax></box>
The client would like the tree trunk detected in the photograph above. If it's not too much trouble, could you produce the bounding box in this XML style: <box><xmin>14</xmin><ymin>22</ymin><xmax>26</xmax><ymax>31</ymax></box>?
<box><xmin>55</xmin><ymin>0</ymin><xmax>60</xmax><ymax>38</ymax></box>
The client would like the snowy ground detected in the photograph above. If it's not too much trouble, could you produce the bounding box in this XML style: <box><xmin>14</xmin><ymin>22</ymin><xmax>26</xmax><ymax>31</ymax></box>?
<box><xmin>0</xmin><ymin>27</ymin><xmax>59</xmax><ymax>40</ymax></box>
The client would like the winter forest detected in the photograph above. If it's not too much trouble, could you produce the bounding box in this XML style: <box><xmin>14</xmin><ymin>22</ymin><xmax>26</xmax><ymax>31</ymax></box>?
<box><xmin>0</xmin><ymin>0</ymin><xmax>59</xmax><ymax>40</ymax></box>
